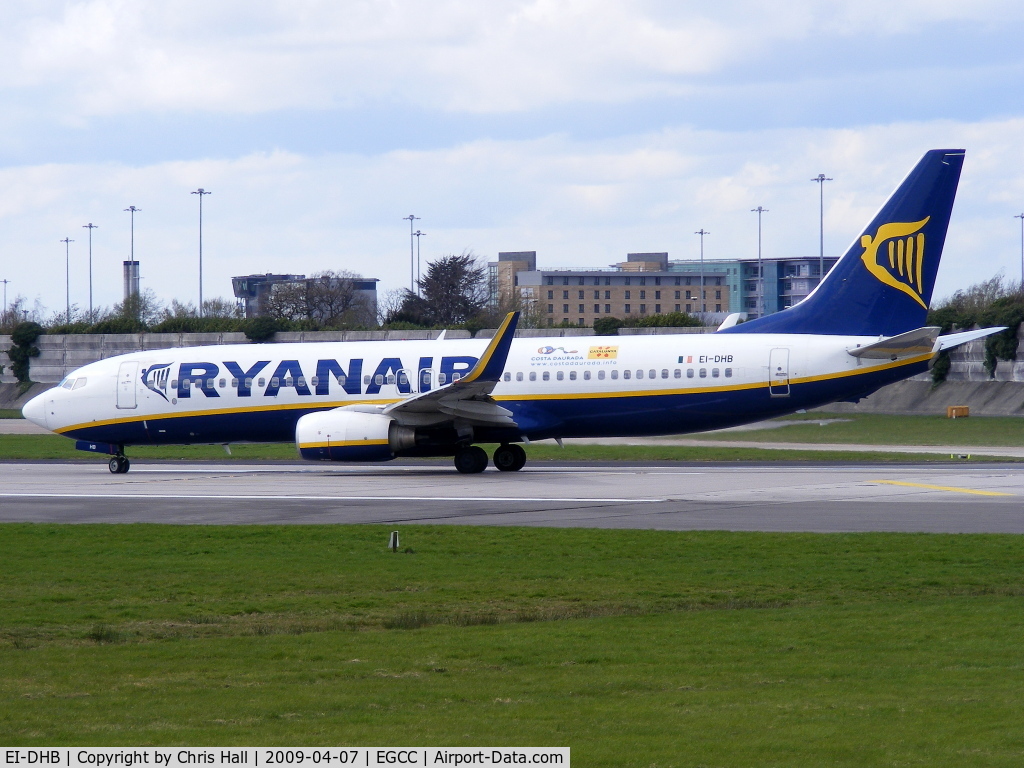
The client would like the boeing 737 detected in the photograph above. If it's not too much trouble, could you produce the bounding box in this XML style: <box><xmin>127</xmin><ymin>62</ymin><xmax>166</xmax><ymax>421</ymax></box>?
<box><xmin>22</xmin><ymin>149</ymin><xmax>1001</xmax><ymax>474</ymax></box>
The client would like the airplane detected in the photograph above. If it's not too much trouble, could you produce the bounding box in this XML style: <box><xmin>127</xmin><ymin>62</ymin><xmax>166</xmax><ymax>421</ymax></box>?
<box><xmin>22</xmin><ymin>148</ymin><xmax>1002</xmax><ymax>475</ymax></box>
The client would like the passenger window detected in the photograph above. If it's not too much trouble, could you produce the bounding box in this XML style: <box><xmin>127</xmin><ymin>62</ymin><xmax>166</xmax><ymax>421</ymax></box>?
<box><xmin>244</xmin><ymin>378</ymin><xmax>252</xmax><ymax>388</ymax></box>
<box><xmin>610</xmin><ymin>370</ymin><xmax>618</xmax><ymax>380</ymax></box>
<box><xmin>310</xmin><ymin>376</ymin><xmax>319</xmax><ymax>387</ymax></box>
<box><xmin>712</xmin><ymin>368</ymin><xmax>720</xmax><ymax>378</ymax></box>
<box><xmin>686</xmin><ymin>369</ymin><xmax>694</xmax><ymax>379</ymax></box>
<box><xmin>363</xmin><ymin>375</ymin><xmax>371</xmax><ymax>385</ymax></box>
<box><xmin>623</xmin><ymin>370</ymin><xmax>631</xmax><ymax>380</ymax></box>
<box><xmin>72</xmin><ymin>378</ymin><xmax>87</xmax><ymax>390</ymax></box>
<box><xmin>725</xmin><ymin>368</ymin><xmax>733</xmax><ymax>378</ymax></box>
<box><xmin>452</xmin><ymin>373</ymin><xmax>461</xmax><ymax>382</ymax></box>
<box><xmin>270</xmin><ymin>378</ymin><xmax>279</xmax><ymax>388</ymax></box>
<box><xmin>636</xmin><ymin>370</ymin><xmax>643</xmax><ymax>379</ymax></box>
<box><xmin>386</xmin><ymin>374</ymin><xmax>395</xmax><ymax>385</ymax></box>
<box><xmin>649</xmin><ymin>370</ymin><xmax>656</xmax><ymax>379</ymax></box>
<box><xmin>420</xmin><ymin>371</ymin><xmax>431</xmax><ymax>388</ymax></box>
<box><xmin>596</xmin><ymin>370</ymin><xmax>604</xmax><ymax>380</ymax></box>
<box><xmin>375</xmin><ymin>375</ymin><xmax>384</xmax><ymax>385</ymax></box>
<box><xmin>231</xmin><ymin>378</ymin><xmax>239</xmax><ymax>387</ymax></box>
<box><xmin>438</xmin><ymin>373</ymin><xmax>447</xmax><ymax>384</ymax></box>
<box><xmin>218</xmin><ymin>378</ymin><xmax>226</xmax><ymax>388</ymax></box>
<box><xmin>171</xmin><ymin>379</ymin><xmax>178</xmax><ymax>389</ymax></box>
<box><xmin>673</xmin><ymin>369</ymin><xmax>681</xmax><ymax>379</ymax></box>
<box><xmin>297</xmin><ymin>377</ymin><xmax>306</xmax><ymax>388</ymax></box>
<box><xmin>699</xmin><ymin>369</ymin><xmax>707</xmax><ymax>378</ymax></box>
<box><xmin>338</xmin><ymin>374</ymin><xmax>347</xmax><ymax>386</ymax></box>
<box><xmin>516</xmin><ymin>372</ymin><xmax>524</xmax><ymax>381</ymax></box>
<box><xmin>529</xmin><ymin>372</ymin><xmax>537</xmax><ymax>381</ymax></box>
<box><xmin>398</xmin><ymin>373</ymin><xmax>407</xmax><ymax>385</ymax></box>
<box><xmin>258</xmin><ymin>378</ymin><xmax>265</xmax><ymax>388</ymax></box>
<box><xmin>569</xmin><ymin>370</ymin><xmax>577</xmax><ymax>380</ymax></box>
<box><xmin>542</xmin><ymin>371</ymin><xmax>550</xmax><ymax>381</ymax></box>
<box><xmin>503</xmin><ymin>372</ymin><xmax>511</xmax><ymax>382</ymax></box>
<box><xmin>556</xmin><ymin>371</ymin><xmax>564</xmax><ymax>381</ymax></box>
<box><xmin>284</xmin><ymin>377</ymin><xmax>293</xmax><ymax>387</ymax></box>
<box><xmin>183</xmin><ymin>380</ymin><xmax>192</xmax><ymax>390</ymax></box>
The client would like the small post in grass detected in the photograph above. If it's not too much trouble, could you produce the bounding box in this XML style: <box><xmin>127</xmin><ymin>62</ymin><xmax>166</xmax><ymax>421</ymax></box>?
<box><xmin>389</xmin><ymin>531</ymin><xmax>400</xmax><ymax>552</ymax></box>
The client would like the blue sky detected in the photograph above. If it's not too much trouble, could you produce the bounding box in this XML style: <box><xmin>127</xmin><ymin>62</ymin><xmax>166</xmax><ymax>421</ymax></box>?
<box><xmin>2</xmin><ymin>0</ymin><xmax>1023</xmax><ymax>318</ymax></box>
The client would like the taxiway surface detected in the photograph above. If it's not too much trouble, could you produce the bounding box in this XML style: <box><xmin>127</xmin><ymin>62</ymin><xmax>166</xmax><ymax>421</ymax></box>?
<box><xmin>1</xmin><ymin>461</ymin><xmax>1021</xmax><ymax>533</ymax></box>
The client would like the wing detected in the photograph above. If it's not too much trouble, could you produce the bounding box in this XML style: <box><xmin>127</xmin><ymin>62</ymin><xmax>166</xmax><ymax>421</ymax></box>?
<box><xmin>380</xmin><ymin>311</ymin><xmax>521</xmax><ymax>427</ymax></box>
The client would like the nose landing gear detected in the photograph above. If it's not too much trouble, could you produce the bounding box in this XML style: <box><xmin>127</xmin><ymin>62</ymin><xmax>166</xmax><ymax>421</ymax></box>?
<box><xmin>108</xmin><ymin>455</ymin><xmax>130</xmax><ymax>474</ymax></box>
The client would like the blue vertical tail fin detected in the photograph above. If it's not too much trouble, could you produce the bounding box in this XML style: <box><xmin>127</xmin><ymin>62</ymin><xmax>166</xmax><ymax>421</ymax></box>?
<box><xmin>722</xmin><ymin>149</ymin><xmax>965</xmax><ymax>336</ymax></box>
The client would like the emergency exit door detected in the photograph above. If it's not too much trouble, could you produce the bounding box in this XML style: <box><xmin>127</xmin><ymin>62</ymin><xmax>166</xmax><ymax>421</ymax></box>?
<box><xmin>769</xmin><ymin>348</ymin><xmax>790</xmax><ymax>397</ymax></box>
<box><xmin>116</xmin><ymin>362</ymin><xmax>138</xmax><ymax>409</ymax></box>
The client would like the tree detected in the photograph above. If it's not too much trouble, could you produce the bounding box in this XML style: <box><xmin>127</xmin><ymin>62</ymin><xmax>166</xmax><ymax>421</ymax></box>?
<box><xmin>263</xmin><ymin>271</ymin><xmax>370</xmax><ymax>328</ymax></box>
<box><xmin>389</xmin><ymin>252</ymin><xmax>488</xmax><ymax>327</ymax></box>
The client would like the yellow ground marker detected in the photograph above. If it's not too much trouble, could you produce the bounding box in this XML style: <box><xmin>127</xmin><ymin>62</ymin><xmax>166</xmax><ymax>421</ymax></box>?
<box><xmin>872</xmin><ymin>480</ymin><xmax>1013</xmax><ymax>497</ymax></box>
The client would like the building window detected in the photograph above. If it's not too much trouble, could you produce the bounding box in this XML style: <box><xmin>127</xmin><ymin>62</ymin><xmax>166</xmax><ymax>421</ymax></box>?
<box><xmin>578</xmin><ymin>290</ymin><xmax>584</xmax><ymax>299</ymax></box>
<box><xmin>578</xmin><ymin>304</ymin><xmax>585</xmax><ymax>313</ymax></box>
<box><xmin>594</xmin><ymin>277</ymin><xmax>600</xmax><ymax>285</ymax></box>
<box><xmin>639</xmin><ymin>290</ymin><xmax>646</xmax><ymax>299</ymax></box>
<box><xmin>655</xmin><ymin>277</ymin><xmax>661</xmax><ymax>285</ymax></box>
<box><xmin>605</xmin><ymin>290</ymin><xmax>611</xmax><ymax>299</ymax></box>
<box><xmin>675</xmin><ymin>304</ymin><xmax>680</xmax><ymax>312</ymax></box>
<box><xmin>578</xmin><ymin>318</ymin><xmax>584</xmax><ymax>326</ymax></box>
<box><xmin>605</xmin><ymin>277</ymin><xmax>611</xmax><ymax>285</ymax></box>
<box><xmin>548</xmin><ymin>304</ymin><xmax>553</xmax><ymax>313</ymax></box>
<box><xmin>624</xmin><ymin>303</ymin><xmax>631</xmax><ymax>313</ymax></box>
<box><xmin>625</xmin><ymin>290</ymin><xmax>631</xmax><ymax>300</ymax></box>
<box><xmin>563</xmin><ymin>277</ymin><xmax>569</xmax><ymax>285</ymax></box>
<box><xmin>578</xmin><ymin>277</ymin><xmax>585</xmax><ymax>285</ymax></box>
<box><xmin>655</xmin><ymin>304</ymin><xmax>661</xmax><ymax>313</ymax></box>
<box><xmin>639</xmin><ymin>304</ymin><xmax>647</xmax><ymax>313</ymax></box>
<box><xmin>655</xmin><ymin>290</ymin><xmax>661</xmax><ymax>299</ymax></box>
<box><xmin>716</xmin><ymin>304</ymin><xmax>722</xmax><ymax>312</ymax></box>
<box><xmin>594</xmin><ymin>290</ymin><xmax>600</xmax><ymax>299</ymax></box>
<box><xmin>685</xmin><ymin>290</ymin><xmax>691</xmax><ymax>299</ymax></box>
<box><xmin>685</xmin><ymin>304</ymin><xmax>691</xmax><ymax>312</ymax></box>
<box><xmin>547</xmin><ymin>290</ymin><xmax>553</xmax><ymax>299</ymax></box>
<box><xmin>639</xmin><ymin>277</ymin><xmax>646</xmax><ymax>285</ymax></box>
<box><xmin>563</xmin><ymin>290</ymin><xmax>569</xmax><ymax>299</ymax></box>
<box><xmin>605</xmin><ymin>304</ymin><xmax>611</xmax><ymax>314</ymax></box>
<box><xmin>563</xmin><ymin>304</ymin><xmax>569</xmax><ymax>313</ymax></box>
<box><xmin>674</xmin><ymin>277</ymin><xmax>681</xmax><ymax>285</ymax></box>
<box><xmin>594</xmin><ymin>304</ymin><xmax>600</xmax><ymax>313</ymax></box>
<box><xmin>716</xmin><ymin>290</ymin><xmax>721</xmax><ymax>299</ymax></box>
<box><xmin>546</xmin><ymin>276</ymin><xmax>553</xmax><ymax>285</ymax></box>
<box><xmin>625</xmin><ymin>277</ymin><xmax>631</xmax><ymax>285</ymax></box>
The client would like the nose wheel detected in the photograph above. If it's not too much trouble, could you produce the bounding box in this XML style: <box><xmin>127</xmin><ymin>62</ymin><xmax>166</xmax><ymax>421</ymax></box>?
<box><xmin>493</xmin><ymin>443</ymin><xmax>527</xmax><ymax>472</ymax></box>
<box><xmin>108</xmin><ymin>456</ymin><xmax>130</xmax><ymax>474</ymax></box>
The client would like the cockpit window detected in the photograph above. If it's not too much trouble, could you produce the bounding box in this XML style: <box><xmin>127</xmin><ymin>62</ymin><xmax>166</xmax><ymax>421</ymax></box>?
<box><xmin>60</xmin><ymin>378</ymin><xmax>74</xmax><ymax>390</ymax></box>
<box><xmin>72</xmin><ymin>378</ymin><xmax>87</xmax><ymax>390</ymax></box>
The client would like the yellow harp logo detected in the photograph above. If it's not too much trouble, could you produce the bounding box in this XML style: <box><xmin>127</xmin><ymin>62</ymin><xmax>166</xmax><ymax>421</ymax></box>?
<box><xmin>859</xmin><ymin>217</ymin><xmax>930</xmax><ymax>308</ymax></box>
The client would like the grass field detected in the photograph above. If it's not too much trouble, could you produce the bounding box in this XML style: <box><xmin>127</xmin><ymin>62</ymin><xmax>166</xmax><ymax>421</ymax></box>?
<box><xmin>0</xmin><ymin>408</ymin><xmax>24</xmax><ymax>419</ymax></box>
<box><xmin>2</xmin><ymin>525</ymin><xmax>1024</xmax><ymax>764</ymax></box>
<box><xmin>693</xmin><ymin>412</ymin><xmax>1024</xmax><ymax>446</ymax></box>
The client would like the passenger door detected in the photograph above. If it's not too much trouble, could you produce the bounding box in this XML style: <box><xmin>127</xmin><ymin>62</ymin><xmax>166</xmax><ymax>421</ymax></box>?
<box><xmin>768</xmin><ymin>348</ymin><xmax>790</xmax><ymax>397</ymax></box>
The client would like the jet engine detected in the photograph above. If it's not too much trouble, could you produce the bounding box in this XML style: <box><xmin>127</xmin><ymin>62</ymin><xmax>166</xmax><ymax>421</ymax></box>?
<box><xmin>296</xmin><ymin>409</ymin><xmax>415</xmax><ymax>462</ymax></box>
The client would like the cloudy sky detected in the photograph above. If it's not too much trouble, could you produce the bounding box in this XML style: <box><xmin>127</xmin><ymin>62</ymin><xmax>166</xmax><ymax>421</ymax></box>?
<box><xmin>2</xmin><ymin>0</ymin><xmax>1023</xmax><ymax>318</ymax></box>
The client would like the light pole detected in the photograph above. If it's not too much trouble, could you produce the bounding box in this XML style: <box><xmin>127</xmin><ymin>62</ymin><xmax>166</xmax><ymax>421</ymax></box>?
<box><xmin>413</xmin><ymin>230</ymin><xmax>425</xmax><ymax>295</ymax></box>
<box><xmin>694</xmin><ymin>229</ymin><xmax>709</xmax><ymax>314</ymax></box>
<box><xmin>811</xmin><ymin>173</ymin><xmax>832</xmax><ymax>283</ymax></box>
<box><xmin>124</xmin><ymin>205</ymin><xmax>140</xmax><ymax>262</ymax></box>
<box><xmin>192</xmin><ymin>189</ymin><xmax>211</xmax><ymax>316</ymax></box>
<box><xmin>1</xmin><ymin>279</ymin><xmax>8</xmax><ymax>324</ymax></box>
<box><xmin>403</xmin><ymin>214</ymin><xmax>419</xmax><ymax>293</ymax></box>
<box><xmin>751</xmin><ymin>207</ymin><xmax>768</xmax><ymax>318</ymax></box>
<box><xmin>61</xmin><ymin>237</ymin><xmax>74</xmax><ymax>323</ymax></box>
<box><xmin>1015</xmin><ymin>213</ymin><xmax>1024</xmax><ymax>287</ymax></box>
<box><xmin>82</xmin><ymin>223</ymin><xmax>98</xmax><ymax>320</ymax></box>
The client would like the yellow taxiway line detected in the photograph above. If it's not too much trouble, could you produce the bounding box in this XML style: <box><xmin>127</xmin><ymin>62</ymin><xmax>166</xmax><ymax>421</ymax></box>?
<box><xmin>872</xmin><ymin>480</ymin><xmax>1012</xmax><ymax>497</ymax></box>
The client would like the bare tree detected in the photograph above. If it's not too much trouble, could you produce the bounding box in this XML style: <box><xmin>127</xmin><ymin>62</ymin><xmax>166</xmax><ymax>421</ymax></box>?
<box><xmin>262</xmin><ymin>271</ymin><xmax>371</xmax><ymax>327</ymax></box>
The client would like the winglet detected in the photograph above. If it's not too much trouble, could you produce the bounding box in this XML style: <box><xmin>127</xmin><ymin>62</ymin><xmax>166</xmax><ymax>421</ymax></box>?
<box><xmin>460</xmin><ymin>312</ymin><xmax>520</xmax><ymax>384</ymax></box>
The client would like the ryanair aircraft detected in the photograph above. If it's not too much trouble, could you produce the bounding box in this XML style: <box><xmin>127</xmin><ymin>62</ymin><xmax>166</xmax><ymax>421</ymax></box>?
<box><xmin>23</xmin><ymin>149</ymin><xmax>1001</xmax><ymax>474</ymax></box>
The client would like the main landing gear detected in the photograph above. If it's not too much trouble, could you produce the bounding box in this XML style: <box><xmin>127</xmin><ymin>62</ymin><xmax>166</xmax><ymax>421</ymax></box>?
<box><xmin>453</xmin><ymin>444</ymin><xmax>527</xmax><ymax>474</ymax></box>
<box><xmin>108</xmin><ymin>455</ymin><xmax>130</xmax><ymax>474</ymax></box>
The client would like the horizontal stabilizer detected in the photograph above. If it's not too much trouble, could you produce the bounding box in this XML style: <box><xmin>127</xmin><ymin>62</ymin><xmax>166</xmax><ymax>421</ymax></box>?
<box><xmin>847</xmin><ymin>327</ymin><xmax>940</xmax><ymax>359</ymax></box>
<box><xmin>934</xmin><ymin>326</ymin><xmax>1006</xmax><ymax>352</ymax></box>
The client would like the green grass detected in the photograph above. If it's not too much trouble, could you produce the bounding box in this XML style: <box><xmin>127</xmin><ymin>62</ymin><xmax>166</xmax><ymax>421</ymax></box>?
<box><xmin>693</xmin><ymin>412</ymin><xmax>1024</xmax><ymax>446</ymax></box>
<box><xmin>0</xmin><ymin>409</ymin><xmax>24</xmax><ymax>419</ymax></box>
<box><xmin>0</xmin><ymin>433</ymin><xmax>1015</xmax><ymax>463</ymax></box>
<box><xmin>2</xmin><ymin>525</ymin><xmax>1024</xmax><ymax>764</ymax></box>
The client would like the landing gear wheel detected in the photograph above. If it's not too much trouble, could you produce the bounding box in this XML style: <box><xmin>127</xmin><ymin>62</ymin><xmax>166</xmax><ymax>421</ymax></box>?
<box><xmin>454</xmin><ymin>446</ymin><xmax>489</xmax><ymax>474</ymax></box>
<box><xmin>108</xmin><ymin>456</ymin><xmax>130</xmax><ymax>474</ymax></box>
<box><xmin>493</xmin><ymin>443</ymin><xmax>527</xmax><ymax>472</ymax></box>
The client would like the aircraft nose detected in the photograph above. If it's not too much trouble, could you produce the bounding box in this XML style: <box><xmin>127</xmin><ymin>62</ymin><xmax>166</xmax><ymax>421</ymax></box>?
<box><xmin>22</xmin><ymin>392</ymin><xmax>48</xmax><ymax>430</ymax></box>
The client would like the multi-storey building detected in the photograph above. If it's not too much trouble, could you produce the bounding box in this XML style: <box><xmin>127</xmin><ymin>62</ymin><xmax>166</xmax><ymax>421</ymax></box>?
<box><xmin>492</xmin><ymin>252</ymin><xmax>732</xmax><ymax>327</ymax></box>
<box><xmin>231</xmin><ymin>273</ymin><xmax>379</xmax><ymax>324</ymax></box>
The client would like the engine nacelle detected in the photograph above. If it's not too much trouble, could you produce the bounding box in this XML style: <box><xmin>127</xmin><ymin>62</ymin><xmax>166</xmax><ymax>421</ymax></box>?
<box><xmin>296</xmin><ymin>409</ymin><xmax>408</xmax><ymax>462</ymax></box>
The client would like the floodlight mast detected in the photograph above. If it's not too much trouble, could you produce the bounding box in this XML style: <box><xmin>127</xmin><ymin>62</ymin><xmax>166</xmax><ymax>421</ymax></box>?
<box><xmin>192</xmin><ymin>189</ymin><xmax>211</xmax><ymax>317</ymax></box>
